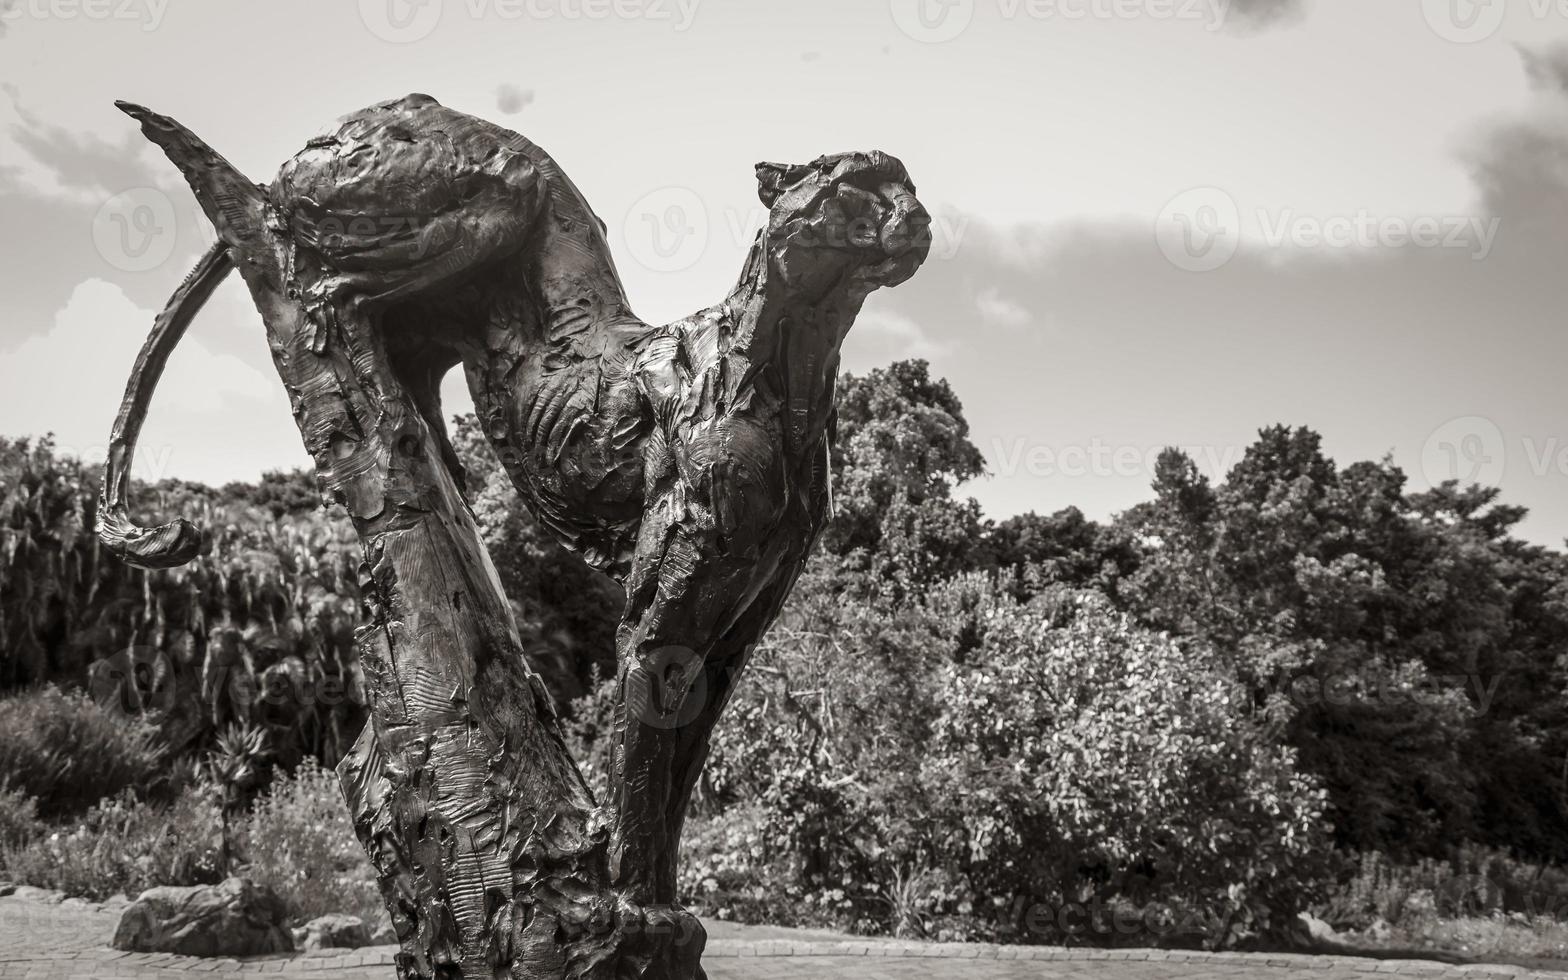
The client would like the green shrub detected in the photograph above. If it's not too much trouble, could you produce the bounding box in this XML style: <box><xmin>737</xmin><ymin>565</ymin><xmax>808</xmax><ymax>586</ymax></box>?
<box><xmin>688</xmin><ymin>571</ymin><xmax>1334</xmax><ymax>945</ymax></box>
<box><xmin>0</xmin><ymin>686</ymin><xmax>163</xmax><ymax>818</ymax></box>
<box><xmin>241</xmin><ymin>759</ymin><xmax>382</xmax><ymax>924</ymax></box>
<box><xmin>0</xmin><ymin>785</ymin><xmax>42</xmax><ymax>848</ymax></box>
<box><xmin>0</xmin><ymin>785</ymin><xmax>224</xmax><ymax>899</ymax></box>
<box><xmin>923</xmin><ymin>585</ymin><xmax>1333</xmax><ymax>944</ymax></box>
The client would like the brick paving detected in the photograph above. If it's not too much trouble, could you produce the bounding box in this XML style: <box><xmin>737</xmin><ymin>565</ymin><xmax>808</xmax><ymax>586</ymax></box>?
<box><xmin>3</xmin><ymin>894</ymin><xmax>1567</xmax><ymax>979</ymax></box>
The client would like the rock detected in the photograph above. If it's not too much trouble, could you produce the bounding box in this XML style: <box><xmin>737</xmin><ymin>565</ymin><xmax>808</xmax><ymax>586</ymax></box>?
<box><xmin>1297</xmin><ymin>912</ymin><xmax>1335</xmax><ymax>942</ymax></box>
<box><xmin>369</xmin><ymin>915</ymin><xmax>398</xmax><ymax>946</ymax></box>
<box><xmin>59</xmin><ymin>897</ymin><xmax>95</xmax><ymax>911</ymax></box>
<box><xmin>0</xmin><ymin>882</ymin><xmax>15</xmax><ymax>898</ymax></box>
<box><xmin>112</xmin><ymin>877</ymin><xmax>294</xmax><ymax>957</ymax></box>
<box><xmin>1368</xmin><ymin>918</ymin><xmax>1393</xmax><ymax>941</ymax></box>
<box><xmin>101</xmin><ymin>893</ymin><xmax>131</xmax><ymax>910</ymax></box>
<box><xmin>298</xmin><ymin>914</ymin><xmax>372</xmax><ymax>950</ymax></box>
<box><xmin>11</xmin><ymin>886</ymin><xmax>64</xmax><ymax>904</ymax></box>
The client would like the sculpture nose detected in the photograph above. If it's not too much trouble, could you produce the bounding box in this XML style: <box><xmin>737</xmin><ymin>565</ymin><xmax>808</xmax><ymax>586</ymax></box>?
<box><xmin>877</xmin><ymin>183</ymin><xmax>932</xmax><ymax>258</ymax></box>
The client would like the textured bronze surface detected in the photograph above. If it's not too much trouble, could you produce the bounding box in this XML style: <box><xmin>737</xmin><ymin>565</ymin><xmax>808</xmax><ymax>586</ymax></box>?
<box><xmin>97</xmin><ymin>94</ymin><xmax>929</xmax><ymax>980</ymax></box>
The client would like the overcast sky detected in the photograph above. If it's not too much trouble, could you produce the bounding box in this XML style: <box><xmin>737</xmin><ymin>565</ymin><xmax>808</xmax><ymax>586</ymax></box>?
<box><xmin>1</xmin><ymin>0</ymin><xmax>1565</xmax><ymax>546</ymax></box>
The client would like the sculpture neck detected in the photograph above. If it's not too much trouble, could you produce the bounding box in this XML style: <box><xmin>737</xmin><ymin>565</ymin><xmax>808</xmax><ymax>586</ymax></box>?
<box><xmin>716</xmin><ymin>237</ymin><xmax>878</xmax><ymax>452</ymax></box>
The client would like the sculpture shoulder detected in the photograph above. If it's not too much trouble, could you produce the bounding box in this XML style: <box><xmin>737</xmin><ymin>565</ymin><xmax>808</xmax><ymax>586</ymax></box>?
<box><xmin>268</xmin><ymin>95</ymin><xmax>552</xmax><ymax>275</ymax></box>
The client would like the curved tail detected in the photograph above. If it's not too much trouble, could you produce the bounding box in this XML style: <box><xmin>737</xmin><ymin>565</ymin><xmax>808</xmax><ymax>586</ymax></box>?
<box><xmin>97</xmin><ymin>240</ymin><xmax>234</xmax><ymax>569</ymax></box>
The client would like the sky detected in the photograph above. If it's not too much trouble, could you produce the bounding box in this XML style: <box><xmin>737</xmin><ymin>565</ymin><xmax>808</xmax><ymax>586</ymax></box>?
<box><xmin>0</xmin><ymin>0</ymin><xmax>1565</xmax><ymax>546</ymax></box>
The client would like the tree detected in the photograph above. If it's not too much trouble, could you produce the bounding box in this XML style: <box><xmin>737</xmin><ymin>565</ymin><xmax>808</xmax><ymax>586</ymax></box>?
<box><xmin>990</xmin><ymin>506</ymin><xmax>1139</xmax><ymax>600</ymax></box>
<box><xmin>1117</xmin><ymin>426</ymin><xmax>1568</xmax><ymax>858</ymax></box>
<box><xmin>823</xmin><ymin>360</ymin><xmax>989</xmax><ymax>591</ymax></box>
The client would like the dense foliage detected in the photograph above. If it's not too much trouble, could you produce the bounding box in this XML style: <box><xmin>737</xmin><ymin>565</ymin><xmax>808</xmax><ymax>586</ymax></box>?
<box><xmin>1</xmin><ymin>358</ymin><xmax>1565</xmax><ymax>947</ymax></box>
<box><xmin>0</xmin><ymin>437</ymin><xmax>366</xmax><ymax>772</ymax></box>
<box><xmin>0</xmin><ymin>685</ymin><xmax>162</xmax><ymax>817</ymax></box>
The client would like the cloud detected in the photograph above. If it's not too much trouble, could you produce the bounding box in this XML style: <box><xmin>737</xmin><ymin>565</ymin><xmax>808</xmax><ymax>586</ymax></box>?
<box><xmin>495</xmin><ymin>84</ymin><xmax>534</xmax><ymax>115</ymax></box>
<box><xmin>976</xmin><ymin>287</ymin><xmax>1032</xmax><ymax>329</ymax></box>
<box><xmin>0</xmin><ymin>279</ymin><xmax>302</xmax><ymax>484</ymax></box>
<box><xmin>842</xmin><ymin>308</ymin><xmax>952</xmax><ymax>371</ymax></box>
<box><xmin>9</xmin><ymin>107</ymin><xmax>161</xmax><ymax>200</ymax></box>
<box><xmin>1461</xmin><ymin>43</ymin><xmax>1568</xmax><ymax>236</ymax></box>
<box><xmin>861</xmin><ymin>49</ymin><xmax>1568</xmax><ymax>547</ymax></box>
<box><xmin>1219</xmin><ymin>0</ymin><xmax>1309</xmax><ymax>34</ymax></box>
<box><xmin>0</xmin><ymin>87</ymin><xmax>164</xmax><ymax>201</ymax></box>
<box><xmin>1517</xmin><ymin>40</ymin><xmax>1568</xmax><ymax>96</ymax></box>
<box><xmin>0</xmin><ymin>86</ymin><xmax>214</xmax><ymax>351</ymax></box>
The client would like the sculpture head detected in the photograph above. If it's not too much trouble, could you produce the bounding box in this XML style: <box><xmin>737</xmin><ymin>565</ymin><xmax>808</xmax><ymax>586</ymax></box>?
<box><xmin>754</xmin><ymin>151</ymin><xmax>930</xmax><ymax>293</ymax></box>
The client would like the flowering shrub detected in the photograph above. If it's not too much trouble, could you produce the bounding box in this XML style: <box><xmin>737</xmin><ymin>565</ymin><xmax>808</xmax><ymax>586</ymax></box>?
<box><xmin>0</xmin><ymin>760</ymin><xmax>382</xmax><ymax>926</ymax></box>
<box><xmin>0</xmin><ymin>785</ymin><xmax>224</xmax><ymax>899</ymax></box>
<box><xmin>241</xmin><ymin>759</ymin><xmax>382</xmax><ymax>923</ymax></box>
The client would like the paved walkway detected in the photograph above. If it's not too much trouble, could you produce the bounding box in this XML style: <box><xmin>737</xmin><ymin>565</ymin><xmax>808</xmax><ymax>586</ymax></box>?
<box><xmin>2</xmin><ymin>894</ymin><xmax>1566</xmax><ymax>979</ymax></box>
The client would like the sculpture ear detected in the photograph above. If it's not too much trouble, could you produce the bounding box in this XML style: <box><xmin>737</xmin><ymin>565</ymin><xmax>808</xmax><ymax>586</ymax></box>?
<box><xmin>755</xmin><ymin>160</ymin><xmax>808</xmax><ymax>208</ymax></box>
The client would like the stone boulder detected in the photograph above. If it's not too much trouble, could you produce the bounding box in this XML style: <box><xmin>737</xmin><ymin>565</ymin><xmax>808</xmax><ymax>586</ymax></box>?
<box><xmin>112</xmin><ymin>877</ymin><xmax>294</xmax><ymax>957</ymax></box>
<box><xmin>10</xmin><ymin>885</ymin><xmax>63</xmax><ymax>904</ymax></box>
<box><xmin>1298</xmin><ymin>911</ymin><xmax>1336</xmax><ymax>943</ymax></box>
<box><xmin>370</xmin><ymin>914</ymin><xmax>398</xmax><ymax>946</ymax></box>
<box><xmin>297</xmin><ymin>913</ymin><xmax>372</xmax><ymax>950</ymax></box>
